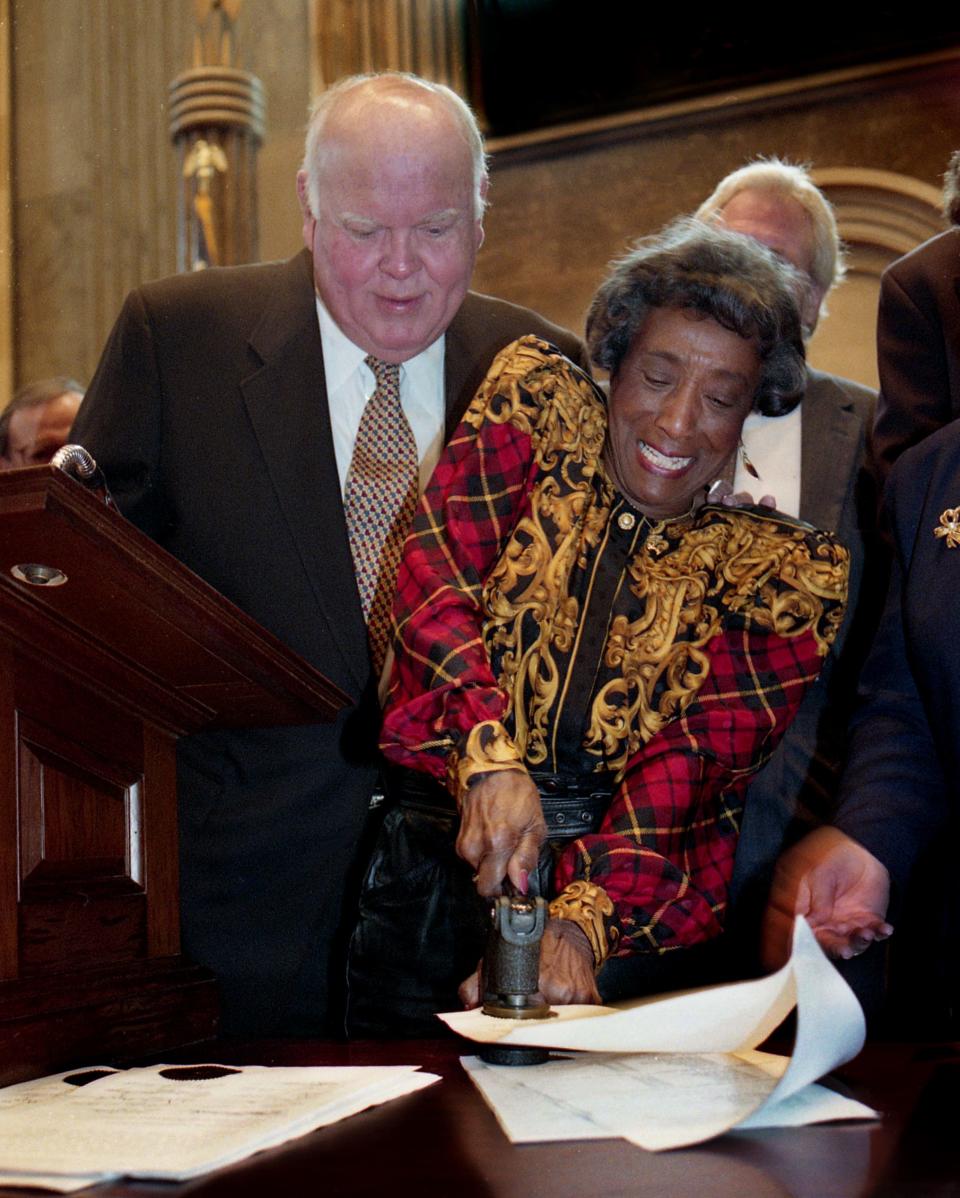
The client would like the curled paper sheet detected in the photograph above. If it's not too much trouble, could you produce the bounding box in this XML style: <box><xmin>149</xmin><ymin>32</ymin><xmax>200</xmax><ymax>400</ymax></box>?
<box><xmin>446</xmin><ymin>918</ymin><xmax>878</xmax><ymax>1151</ymax></box>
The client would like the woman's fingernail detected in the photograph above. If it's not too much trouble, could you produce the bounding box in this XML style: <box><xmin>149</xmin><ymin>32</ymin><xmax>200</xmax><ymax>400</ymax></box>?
<box><xmin>519</xmin><ymin>870</ymin><xmax>529</xmax><ymax>895</ymax></box>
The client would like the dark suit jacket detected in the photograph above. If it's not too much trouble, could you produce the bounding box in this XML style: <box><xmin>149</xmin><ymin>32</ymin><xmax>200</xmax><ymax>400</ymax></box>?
<box><xmin>835</xmin><ymin>425</ymin><xmax>959</xmax><ymax>887</ymax></box>
<box><xmin>730</xmin><ymin>366</ymin><xmax>878</xmax><ymax>916</ymax></box>
<box><xmin>873</xmin><ymin>227</ymin><xmax>960</xmax><ymax>486</ymax></box>
<box><xmin>71</xmin><ymin>248</ymin><xmax>585</xmax><ymax>1035</ymax></box>
<box><xmin>833</xmin><ymin>425</ymin><xmax>960</xmax><ymax>1026</ymax></box>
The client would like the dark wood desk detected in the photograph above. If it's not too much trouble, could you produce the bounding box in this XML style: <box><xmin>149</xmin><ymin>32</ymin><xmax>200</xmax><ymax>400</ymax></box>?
<box><xmin>1</xmin><ymin>1038</ymin><xmax>956</xmax><ymax>1197</ymax></box>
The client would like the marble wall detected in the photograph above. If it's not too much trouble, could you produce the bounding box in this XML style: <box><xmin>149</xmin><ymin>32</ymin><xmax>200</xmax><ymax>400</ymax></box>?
<box><xmin>473</xmin><ymin>56</ymin><xmax>960</xmax><ymax>354</ymax></box>
<box><xmin>8</xmin><ymin>0</ymin><xmax>312</xmax><ymax>396</ymax></box>
<box><xmin>6</xmin><ymin>3</ymin><xmax>959</xmax><ymax>402</ymax></box>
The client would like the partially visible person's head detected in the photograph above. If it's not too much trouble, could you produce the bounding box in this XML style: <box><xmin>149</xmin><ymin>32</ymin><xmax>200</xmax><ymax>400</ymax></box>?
<box><xmin>296</xmin><ymin>72</ymin><xmax>488</xmax><ymax>364</ymax></box>
<box><xmin>587</xmin><ymin>219</ymin><xmax>806</xmax><ymax>520</ymax></box>
<box><xmin>0</xmin><ymin>377</ymin><xmax>84</xmax><ymax>469</ymax></box>
<box><xmin>943</xmin><ymin>150</ymin><xmax>960</xmax><ymax>226</ymax></box>
<box><xmin>695</xmin><ymin>158</ymin><xmax>843</xmax><ymax>337</ymax></box>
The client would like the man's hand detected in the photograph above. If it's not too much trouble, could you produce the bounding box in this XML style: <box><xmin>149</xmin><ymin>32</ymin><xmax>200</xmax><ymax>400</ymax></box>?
<box><xmin>708</xmin><ymin>479</ymin><xmax>777</xmax><ymax>509</ymax></box>
<box><xmin>456</xmin><ymin>771</ymin><xmax>546</xmax><ymax>896</ymax></box>
<box><xmin>761</xmin><ymin>825</ymin><xmax>893</xmax><ymax>969</ymax></box>
<box><xmin>458</xmin><ymin>918</ymin><xmax>601</xmax><ymax>1009</ymax></box>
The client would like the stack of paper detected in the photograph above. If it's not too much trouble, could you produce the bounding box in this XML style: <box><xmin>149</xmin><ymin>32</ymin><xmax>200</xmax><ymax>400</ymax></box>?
<box><xmin>0</xmin><ymin>1063</ymin><xmax>438</xmax><ymax>1191</ymax></box>
<box><xmin>441</xmin><ymin>917</ymin><xmax>878</xmax><ymax>1150</ymax></box>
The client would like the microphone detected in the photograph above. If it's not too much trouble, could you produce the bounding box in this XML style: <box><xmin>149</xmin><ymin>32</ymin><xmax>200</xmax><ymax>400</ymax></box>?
<box><xmin>51</xmin><ymin>444</ymin><xmax>116</xmax><ymax>509</ymax></box>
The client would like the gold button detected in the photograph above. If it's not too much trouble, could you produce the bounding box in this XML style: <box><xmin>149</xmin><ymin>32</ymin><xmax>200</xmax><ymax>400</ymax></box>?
<box><xmin>617</xmin><ymin>511</ymin><xmax>636</xmax><ymax>531</ymax></box>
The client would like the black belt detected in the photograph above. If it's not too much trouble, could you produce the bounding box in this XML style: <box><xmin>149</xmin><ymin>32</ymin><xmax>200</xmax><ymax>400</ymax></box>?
<box><xmin>537</xmin><ymin>774</ymin><xmax>613</xmax><ymax>839</ymax></box>
<box><xmin>383</xmin><ymin>767</ymin><xmax>613</xmax><ymax>843</ymax></box>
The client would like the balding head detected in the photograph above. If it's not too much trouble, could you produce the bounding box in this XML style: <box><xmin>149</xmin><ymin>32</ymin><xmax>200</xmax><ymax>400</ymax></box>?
<box><xmin>301</xmin><ymin>73</ymin><xmax>488</xmax><ymax>220</ymax></box>
<box><xmin>296</xmin><ymin>73</ymin><xmax>487</xmax><ymax>363</ymax></box>
<box><xmin>696</xmin><ymin>159</ymin><xmax>842</xmax><ymax>337</ymax></box>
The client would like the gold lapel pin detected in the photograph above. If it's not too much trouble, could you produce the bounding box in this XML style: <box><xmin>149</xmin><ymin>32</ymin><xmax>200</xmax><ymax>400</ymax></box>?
<box><xmin>934</xmin><ymin>507</ymin><xmax>960</xmax><ymax>549</ymax></box>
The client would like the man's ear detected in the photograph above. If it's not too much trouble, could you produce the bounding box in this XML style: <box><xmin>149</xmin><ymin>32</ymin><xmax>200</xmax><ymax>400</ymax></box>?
<box><xmin>296</xmin><ymin>171</ymin><xmax>315</xmax><ymax>250</ymax></box>
<box><xmin>475</xmin><ymin>177</ymin><xmax>489</xmax><ymax>250</ymax></box>
<box><xmin>801</xmin><ymin>281</ymin><xmax>827</xmax><ymax>337</ymax></box>
<box><xmin>296</xmin><ymin>170</ymin><xmax>310</xmax><ymax>216</ymax></box>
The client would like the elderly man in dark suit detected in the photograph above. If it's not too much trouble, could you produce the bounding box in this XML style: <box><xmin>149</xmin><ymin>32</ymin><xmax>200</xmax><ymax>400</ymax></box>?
<box><xmin>872</xmin><ymin>149</ymin><xmax>960</xmax><ymax>486</ymax></box>
<box><xmin>72</xmin><ymin>72</ymin><xmax>582</xmax><ymax>1036</ymax></box>
<box><xmin>695</xmin><ymin>160</ymin><xmax>880</xmax><ymax>950</ymax></box>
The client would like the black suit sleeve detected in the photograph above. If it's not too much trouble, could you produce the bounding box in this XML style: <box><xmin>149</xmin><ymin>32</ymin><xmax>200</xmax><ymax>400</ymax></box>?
<box><xmin>71</xmin><ymin>288</ymin><xmax>172</xmax><ymax>540</ymax></box>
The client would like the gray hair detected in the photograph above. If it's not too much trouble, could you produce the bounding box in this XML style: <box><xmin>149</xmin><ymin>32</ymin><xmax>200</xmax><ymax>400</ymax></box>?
<box><xmin>586</xmin><ymin>219</ymin><xmax>806</xmax><ymax>418</ymax></box>
<box><xmin>696</xmin><ymin>158</ymin><xmax>844</xmax><ymax>305</ymax></box>
<box><xmin>943</xmin><ymin>150</ymin><xmax>960</xmax><ymax>226</ymax></box>
<box><xmin>301</xmin><ymin>72</ymin><xmax>488</xmax><ymax>219</ymax></box>
<box><xmin>0</xmin><ymin>376</ymin><xmax>85</xmax><ymax>457</ymax></box>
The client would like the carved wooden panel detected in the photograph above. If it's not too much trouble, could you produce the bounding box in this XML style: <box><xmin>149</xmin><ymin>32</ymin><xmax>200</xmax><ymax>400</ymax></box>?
<box><xmin>16</xmin><ymin>712</ymin><xmax>146</xmax><ymax>976</ymax></box>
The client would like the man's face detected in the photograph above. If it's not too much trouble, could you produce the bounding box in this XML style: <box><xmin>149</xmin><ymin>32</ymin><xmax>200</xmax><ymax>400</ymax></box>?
<box><xmin>1</xmin><ymin>391</ymin><xmax>82</xmax><ymax>468</ymax></box>
<box><xmin>715</xmin><ymin>189</ymin><xmax>824</xmax><ymax>333</ymax></box>
<box><xmin>298</xmin><ymin>97</ymin><xmax>484</xmax><ymax>364</ymax></box>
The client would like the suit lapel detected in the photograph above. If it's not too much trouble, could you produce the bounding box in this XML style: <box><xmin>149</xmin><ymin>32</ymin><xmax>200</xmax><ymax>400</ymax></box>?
<box><xmin>800</xmin><ymin>368</ymin><xmax>863</xmax><ymax>533</ymax></box>
<box><xmin>241</xmin><ymin>250</ymin><xmax>369</xmax><ymax>694</ymax></box>
<box><xmin>443</xmin><ymin>293</ymin><xmax>504</xmax><ymax>435</ymax></box>
<box><xmin>443</xmin><ymin>297</ymin><xmax>477</xmax><ymax>435</ymax></box>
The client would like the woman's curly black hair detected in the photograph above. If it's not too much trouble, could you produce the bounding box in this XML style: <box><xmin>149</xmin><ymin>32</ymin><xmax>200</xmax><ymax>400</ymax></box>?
<box><xmin>586</xmin><ymin>218</ymin><xmax>807</xmax><ymax>417</ymax></box>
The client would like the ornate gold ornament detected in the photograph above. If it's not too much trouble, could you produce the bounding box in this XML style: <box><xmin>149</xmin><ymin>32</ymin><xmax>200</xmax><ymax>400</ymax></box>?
<box><xmin>448</xmin><ymin>720</ymin><xmax>526</xmax><ymax>806</ymax></box>
<box><xmin>549</xmin><ymin>880</ymin><xmax>618</xmax><ymax>967</ymax></box>
<box><xmin>934</xmin><ymin>507</ymin><xmax>960</xmax><ymax>549</ymax></box>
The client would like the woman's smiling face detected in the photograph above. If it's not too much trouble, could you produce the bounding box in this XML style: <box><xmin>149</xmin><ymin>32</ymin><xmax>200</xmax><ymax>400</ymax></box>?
<box><xmin>605</xmin><ymin>306</ymin><xmax>762</xmax><ymax>520</ymax></box>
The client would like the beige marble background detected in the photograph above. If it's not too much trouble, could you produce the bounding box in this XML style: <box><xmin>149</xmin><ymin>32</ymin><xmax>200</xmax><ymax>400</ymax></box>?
<box><xmin>5</xmin><ymin>2</ymin><xmax>959</xmax><ymax>401</ymax></box>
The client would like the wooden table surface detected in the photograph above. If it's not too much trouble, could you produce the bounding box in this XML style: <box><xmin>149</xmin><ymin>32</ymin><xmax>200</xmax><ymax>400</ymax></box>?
<box><xmin>1</xmin><ymin>1037</ymin><xmax>957</xmax><ymax>1197</ymax></box>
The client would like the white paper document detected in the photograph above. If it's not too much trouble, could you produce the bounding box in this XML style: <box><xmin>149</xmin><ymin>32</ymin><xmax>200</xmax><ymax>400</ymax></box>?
<box><xmin>445</xmin><ymin>918</ymin><xmax>878</xmax><ymax>1151</ymax></box>
<box><xmin>0</xmin><ymin>1063</ymin><xmax>438</xmax><ymax>1191</ymax></box>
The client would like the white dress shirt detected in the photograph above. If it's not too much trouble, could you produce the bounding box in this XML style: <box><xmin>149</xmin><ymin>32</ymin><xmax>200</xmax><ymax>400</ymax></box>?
<box><xmin>734</xmin><ymin>405</ymin><xmax>803</xmax><ymax>518</ymax></box>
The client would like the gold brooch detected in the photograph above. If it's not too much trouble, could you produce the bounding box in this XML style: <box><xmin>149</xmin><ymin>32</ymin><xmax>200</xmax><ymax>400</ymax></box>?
<box><xmin>646</xmin><ymin>533</ymin><xmax>668</xmax><ymax>556</ymax></box>
<box><xmin>934</xmin><ymin>508</ymin><xmax>960</xmax><ymax>549</ymax></box>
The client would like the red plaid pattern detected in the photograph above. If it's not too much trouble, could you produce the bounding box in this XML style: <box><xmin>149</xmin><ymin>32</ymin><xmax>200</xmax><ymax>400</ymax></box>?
<box><xmin>381</xmin><ymin>338</ymin><xmax>847</xmax><ymax>958</ymax></box>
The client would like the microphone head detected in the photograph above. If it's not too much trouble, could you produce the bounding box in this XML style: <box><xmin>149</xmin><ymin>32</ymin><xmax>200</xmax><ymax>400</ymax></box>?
<box><xmin>51</xmin><ymin>443</ymin><xmax>98</xmax><ymax>480</ymax></box>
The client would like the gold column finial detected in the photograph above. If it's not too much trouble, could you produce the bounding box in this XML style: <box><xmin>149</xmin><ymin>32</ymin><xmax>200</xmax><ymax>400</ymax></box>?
<box><xmin>172</xmin><ymin>0</ymin><xmax>263</xmax><ymax>272</ymax></box>
<box><xmin>193</xmin><ymin>0</ymin><xmax>242</xmax><ymax>69</ymax></box>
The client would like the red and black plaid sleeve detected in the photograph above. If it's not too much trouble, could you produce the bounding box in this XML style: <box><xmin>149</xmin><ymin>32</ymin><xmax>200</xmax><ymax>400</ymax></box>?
<box><xmin>380</xmin><ymin>338</ymin><xmax>561</xmax><ymax>783</ymax></box>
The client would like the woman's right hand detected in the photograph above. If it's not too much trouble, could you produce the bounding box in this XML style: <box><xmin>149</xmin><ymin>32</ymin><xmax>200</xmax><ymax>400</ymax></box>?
<box><xmin>456</xmin><ymin>771</ymin><xmax>546</xmax><ymax>896</ymax></box>
<box><xmin>458</xmin><ymin>918</ymin><xmax>601</xmax><ymax>1008</ymax></box>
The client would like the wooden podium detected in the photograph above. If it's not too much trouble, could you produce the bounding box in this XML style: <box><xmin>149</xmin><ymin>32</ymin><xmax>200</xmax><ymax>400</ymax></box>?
<box><xmin>0</xmin><ymin>467</ymin><xmax>349</xmax><ymax>1083</ymax></box>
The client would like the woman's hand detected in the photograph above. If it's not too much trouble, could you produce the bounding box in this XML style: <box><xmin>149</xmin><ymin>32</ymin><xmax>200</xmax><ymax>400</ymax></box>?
<box><xmin>458</xmin><ymin>917</ymin><xmax>601</xmax><ymax>1008</ymax></box>
<box><xmin>456</xmin><ymin>771</ymin><xmax>546</xmax><ymax>896</ymax></box>
<box><xmin>537</xmin><ymin>918</ymin><xmax>601</xmax><ymax>1004</ymax></box>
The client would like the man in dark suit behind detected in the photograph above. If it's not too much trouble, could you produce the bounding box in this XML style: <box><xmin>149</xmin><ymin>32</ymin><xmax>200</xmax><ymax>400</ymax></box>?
<box><xmin>72</xmin><ymin>73</ymin><xmax>583</xmax><ymax>1036</ymax></box>
<box><xmin>694</xmin><ymin>160</ymin><xmax>880</xmax><ymax>966</ymax></box>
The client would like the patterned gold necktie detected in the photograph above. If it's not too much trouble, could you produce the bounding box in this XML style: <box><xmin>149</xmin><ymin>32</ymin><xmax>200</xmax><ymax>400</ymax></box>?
<box><xmin>345</xmin><ymin>355</ymin><xmax>419</xmax><ymax>673</ymax></box>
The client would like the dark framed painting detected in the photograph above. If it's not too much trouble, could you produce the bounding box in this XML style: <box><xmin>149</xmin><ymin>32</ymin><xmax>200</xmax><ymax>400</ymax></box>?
<box><xmin>467</xmin><ymin>2</ymin><xmax>960</xmax><ymax>136</ymax></box>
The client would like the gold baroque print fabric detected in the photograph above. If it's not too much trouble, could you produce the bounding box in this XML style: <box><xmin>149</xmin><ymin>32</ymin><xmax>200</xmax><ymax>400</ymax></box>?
<box><xmin>472</xmin><ymin>349</ymin><xmax>849</xmax><ymax>781</ymax></box>
<box><xmin>380</xmin><ymin>337</ymin><xmax>850</xmax><ymax>958</ymax></box>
